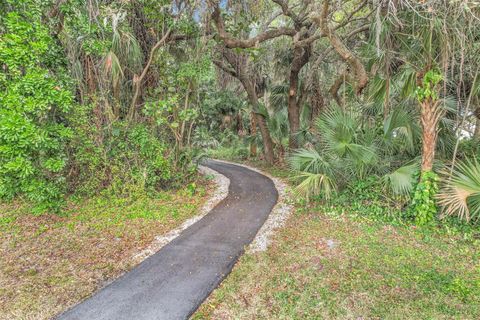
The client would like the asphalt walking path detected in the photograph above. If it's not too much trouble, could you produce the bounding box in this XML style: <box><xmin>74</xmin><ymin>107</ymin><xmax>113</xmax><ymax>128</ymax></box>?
<box><xmin>57</xmin><ymin>160</ymin><xmax>278</xmax><ymax>320</ymax></box>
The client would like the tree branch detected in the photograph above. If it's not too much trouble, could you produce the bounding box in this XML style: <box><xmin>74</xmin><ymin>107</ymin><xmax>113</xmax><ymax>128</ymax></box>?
<box><xmin>333</xmin><ymin>0</ymin><xmax>369</xmax><ymax>30</ymax></box>
<box><xmin>312</xmin><ymin>0</ymin><xmax>368</xmax><ymax>94</ymax></box>
<box><xmin>329</xmin><ymin>68</ymin><xmax>353</xmax><ymax>107</ymax></box>
<box><xmin>271</xmin><ymin>0</ymin><xmax>302</xmax><ymax>28</ymax></box>
<box><xmin>210</xmin><ymin>2</ymin><xmax>296</xmax><ymax>48</ymax></box>
<box><xmin>213</xmin><ymin>59</ymin><xmax>237</xmax><ymax>78</ymax></box>
<box><xmin>128</xmin><ymin>28</ymin><xmax>172</xmax><ymax>121</ymax></box>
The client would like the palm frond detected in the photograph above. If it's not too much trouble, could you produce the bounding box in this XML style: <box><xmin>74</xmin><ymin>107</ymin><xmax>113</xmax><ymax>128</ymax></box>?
<box><xmin>269</xmin><ymin>83</ymin><xmax>288</xmax><ymax>112</ymax></box>
<box><xmin>122</xmin><ymin>31</ymin><xmax>143</xmax><ymax>71</ymax></box>
<box><xmin>367</xmin><ymin>75</ymin><xmax>388</xmax><ymax>105</ymax></box>
<box><xmin>383</xmin><ymin>162</ymin><xmax>419</xmax><ymax>196</ymax></box>
<box><xmin>292</xmin><ymin>171</ymin><xmax>336</xmax><ymax>201</ymax></box>
<box><xmin>383</xmin><ymin>107</ymin><xmax>420</xmax><ymax>153</ymax></box>
<box><xmin>438</xmin><ymin>158</ymin><xmax>480</xmax><ymax>222</ymax></box>
<box><xmin>102</xmin><ymin>50</ymin><xmax>124</xmax><ymax>91</ymax></box>
<box><xmin>397</xmin><ymin>67</ymin><xmax>417</xmax><ymax>99</ymax></box>
<box><xmin>288</xmin><ymin>148</ymin><xmax>337</xmax><ymax>200</ymax></box>
<box><xmin>288</xmin><ymin>148</ymin><xmax>332</xmax><ymax>174</ymax></box>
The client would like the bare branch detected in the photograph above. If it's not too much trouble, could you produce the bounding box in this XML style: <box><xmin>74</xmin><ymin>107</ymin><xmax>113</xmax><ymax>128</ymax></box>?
<box><xmin>128</xmin><ymin>28</ymin><xmax>172</xmax><ymax>121</ymax></box>
<box><xmin>210</xmin><ymin>2</ymin><xmax>296</xmax><ymax>49</ymax></box>
<box><xmin>312</xmin><ymin>0</ymin><xmax>369</xmax><ymax>94</ymax></box>
<box><xmin>333</xmin><ymin>0</ymin><xmax>369</xmax><ymax>30</ymax></box>
<box><xmin>345</xmin><ymin>24</ymin><xmax>370</xmax><ymax>39</ymax></box>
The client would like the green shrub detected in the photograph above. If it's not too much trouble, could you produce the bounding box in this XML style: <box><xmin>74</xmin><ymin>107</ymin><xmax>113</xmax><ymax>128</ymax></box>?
<box><xmin>73</xmin><ymin>122</ymin><xmax>177</xmax><ymax>197</ymax></box>
<box><xmin>0</xmin><ymin>5</ymin><xmax>192</xmax><ymax>210</ymax></box>
<box><xmin>116</xmin><ymin>124</ymin><xmax>174</xmax><ymax>190</ymax></box>
<box><xmin>0</xmin><ymin>6</ymin><xmax>74</xmax><ymax>212</ymax></box>
<box><xmin>64</xmin><ymin>104</ymin><xmax>106</xmax><ymax>196</ymax></box>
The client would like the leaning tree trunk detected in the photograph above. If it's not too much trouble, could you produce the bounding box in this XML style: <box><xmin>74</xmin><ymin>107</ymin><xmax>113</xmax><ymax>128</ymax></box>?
<box><xmin>420</xmin><ymin>99</ymin><xmax>442</xmax><ymax>172</ymax></box>
<box><xmin>215</xmin><ymin>44</ymin><xmax>275</xmax><ymax>164</ymax></box>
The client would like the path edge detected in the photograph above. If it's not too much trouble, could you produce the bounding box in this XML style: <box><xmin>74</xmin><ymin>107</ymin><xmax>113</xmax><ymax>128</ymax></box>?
<box><xmin>210</xmin><ymin>159</ymin><xmax>294</xmax><ymax>253</ymax></box>
<box><xmin>130</xmin><ymin>164</ymin><xmax>231</xmax><ymax>263</ymax></box>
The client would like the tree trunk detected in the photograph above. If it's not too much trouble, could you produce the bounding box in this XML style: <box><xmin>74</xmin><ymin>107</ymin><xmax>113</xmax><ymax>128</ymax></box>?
<box><xmin>329</xmin><ymin>70</ymin><xmax>348</xmax><ymax>108</ymax></box>
<box><xmin>420</xmin><ymin>99</ymin><xmax>441</xmax><ymax>172</ymax></box>
<box><xmin>287</xmin><ymin>41</ymin><xmax>311</xmax><ymax>149</ymax></box>
<box><xmin>474</xmin><ymin>106</ymin><xmax>480</xmax><ymax>140</ymax></box>
<box><xmin>287</xmin><ymin>76</ymin><xmax>301</xmax><ymax>148</ymax></box>
<box><xmin>242</xmin><ymin>79</ymin><xmax>275</xmax><ymax>164</ymax></box>
<box><xmin>237</xmin><ymin>112</ymin><xmax>244</xmax><ymax>136</ymax></box>
<box><xmin>255</xmin><ymin>112</ymin><xmax>275</xmax><ymax>164</ymax></box>
<box><xmin>310</xmin><ymin>79</ymin><xmax>325</xmax><ymax>122</ymax></box>
<box><xmin>216</xmin><ymin>46</ymin><xmax>275</xmax><ymax>164</ymax></box>
<box><xmin>249</xmin><ymin>112</ymin><xmax>257</xmax><ymax>157</ymax></box>
<box><xmin>129</xmin><ymin>29</ymin><xmax>172</xmax><ymax>122</ymax></box>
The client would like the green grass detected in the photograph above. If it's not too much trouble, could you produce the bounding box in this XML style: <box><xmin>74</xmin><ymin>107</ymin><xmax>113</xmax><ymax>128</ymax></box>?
<box><xmin>0</xmin><ymin>180</ymin><xmax>212</xmax><ymax>320</ymax></box>
<box><xmin>195</xmin><ymin>211</ymin><xmax>480</xmax><ymax>319</ymax></box>
<box><xmin>206</xmin><ymin>145</ymin><xmax>250</xmax><ymax>162</ymax></box>
<box><xmin>194</xmin><ymin>163</ymin><xmax>480</xmax><ymax>320</ymax></box>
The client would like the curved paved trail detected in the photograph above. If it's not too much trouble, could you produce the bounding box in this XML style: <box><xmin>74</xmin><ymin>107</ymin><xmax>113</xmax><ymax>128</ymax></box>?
<box><xmin>57</xmin><ymin>160</ymin><xmax>278</xmax><ymax>320</ymax></box>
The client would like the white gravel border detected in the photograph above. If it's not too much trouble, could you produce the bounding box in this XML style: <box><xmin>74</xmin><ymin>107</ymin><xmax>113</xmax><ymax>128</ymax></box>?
<box><xmin>211</xmin><ymin>159</ymin><xmax>294</xmax><ymax>253</ymax></box>
<box><xmin>131</xmin><ymin>165</ymin><xmax>230</xmax><ymax>263</ymax></box>
<box><xmin>131</xmin><ymin>159</ymin><xmax>293</xmax><ymax>263</ymax></box>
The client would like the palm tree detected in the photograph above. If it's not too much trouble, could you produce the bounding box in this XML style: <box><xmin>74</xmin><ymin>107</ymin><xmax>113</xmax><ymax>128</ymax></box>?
<box><xmin>288</xmin><ymin>105</ymin><xmax>383</xmax><ymax>199</ymax></box>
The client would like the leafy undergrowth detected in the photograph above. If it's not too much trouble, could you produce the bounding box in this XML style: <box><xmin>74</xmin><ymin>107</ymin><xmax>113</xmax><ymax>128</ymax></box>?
<box><xmin>206</xmin><ymin>146</ymin><xmax>250</xmax><ymax>163</ymax></box>
<box><xmin>194</xmin><ymin>162</ymin><xmax>480</xmax><ymax>320</ymax></box>
<box><xmin>0</xmin><ymin>179</ymin><xmax>213</xmax><ymax>320</ymax></box>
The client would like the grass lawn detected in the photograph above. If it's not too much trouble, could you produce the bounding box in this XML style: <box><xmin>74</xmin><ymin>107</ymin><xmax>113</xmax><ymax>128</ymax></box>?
<box><xmin>194</xmin><ymin>161</ymin><xmax>480</xmax><ymax>320</ymax></box>
<box><xmin>0</xmin><ymin>179</ymin><xmax>213</xmax><ymax>320</ymax></box>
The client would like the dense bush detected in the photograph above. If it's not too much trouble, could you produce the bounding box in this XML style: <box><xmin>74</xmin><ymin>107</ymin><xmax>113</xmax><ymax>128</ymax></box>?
<box><xmin>0</xmin><ymin>1</ymin><xmax>201</xmax><ymax>212</ymax></box>
<box><xmin>66</xmin><ymin>110</ymin><xmax>179</xmax><ymax>198</ymax></box>
<box><xmin>0</xmin><ymin>6</ymin><xmax>74</xmax><ymax>211</ymax></box>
